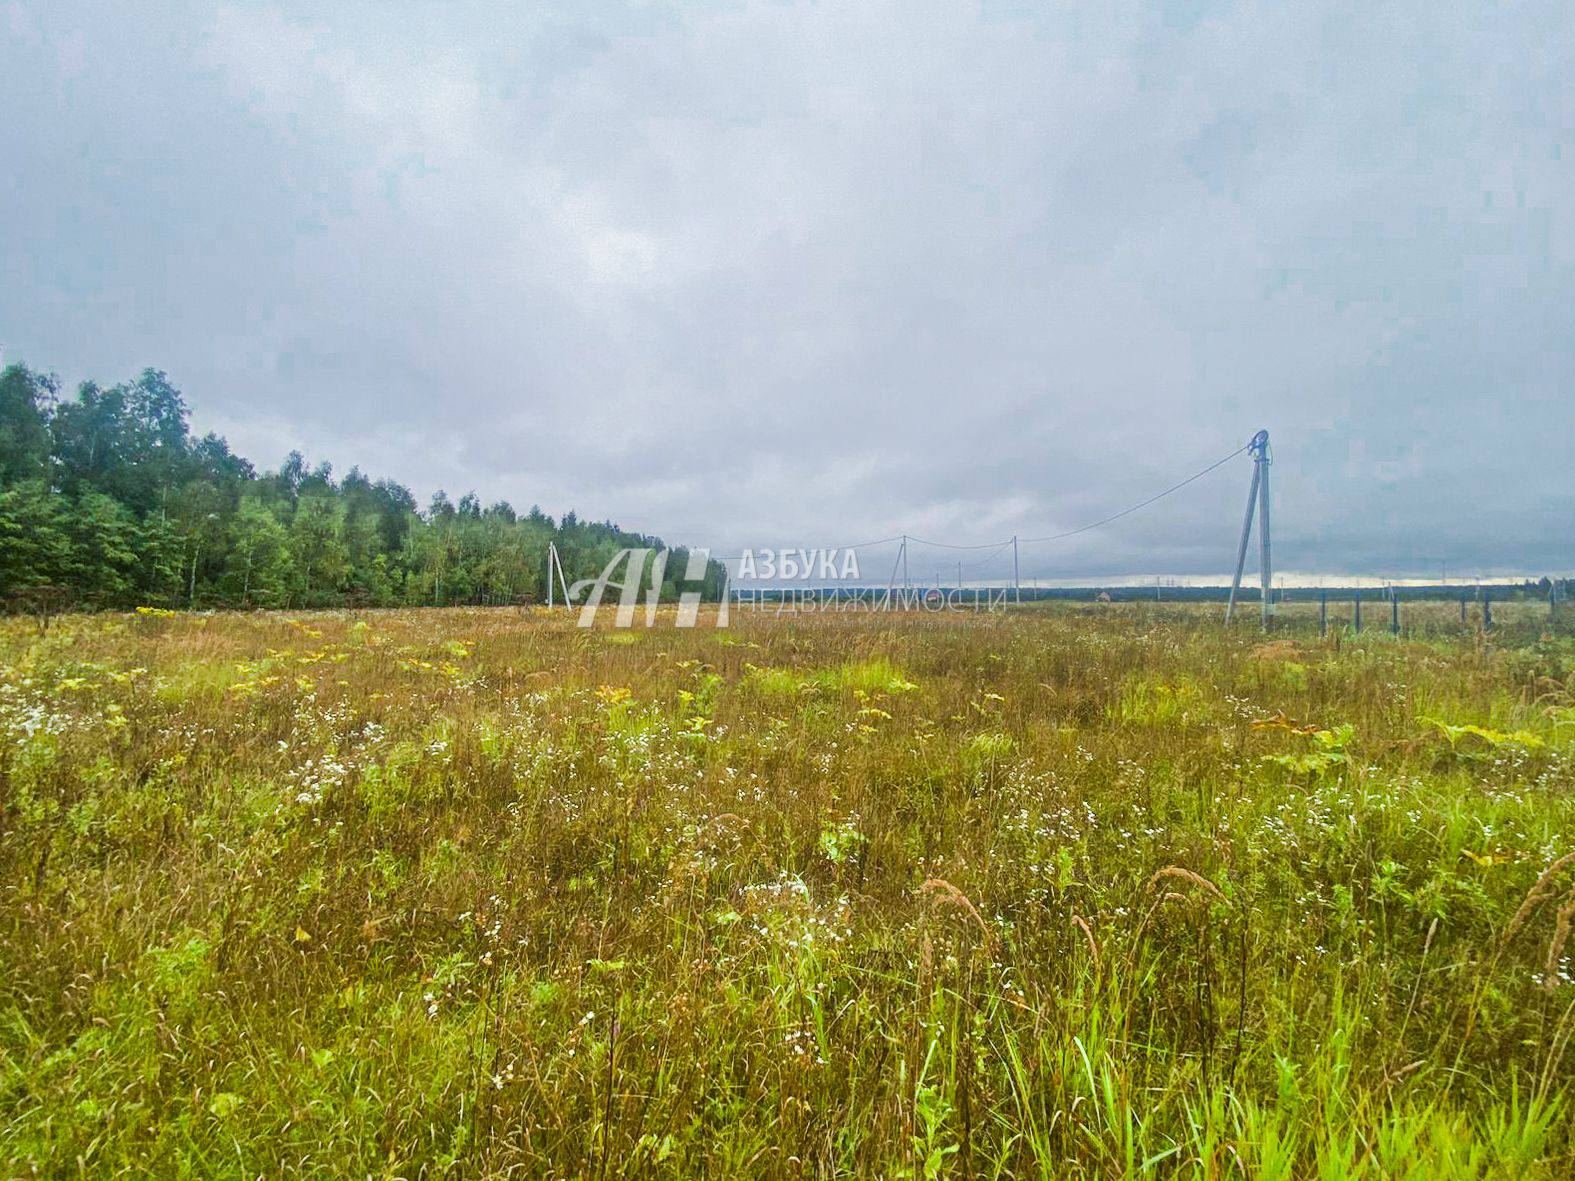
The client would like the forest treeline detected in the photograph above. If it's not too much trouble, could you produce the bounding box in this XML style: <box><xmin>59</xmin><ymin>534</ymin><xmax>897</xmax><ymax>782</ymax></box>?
<box><xmin>0</xmin><ymin>363</ymin><xmax>726</xmax><ymax>610</ymax></box>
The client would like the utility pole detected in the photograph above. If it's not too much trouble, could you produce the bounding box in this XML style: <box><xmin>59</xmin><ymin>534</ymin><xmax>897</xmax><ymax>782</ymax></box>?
<box><xmin>1257</xmin><ymin>433</ymin><xmax>1273</xmax><ymax>628</ymax></box>
<box><xmin>887</xmin><ymin>538</ymin><xmax>906</xmax><ymax>605</ymax></box>
<box><xmin>1012</xmin><ymin>536</ymin><xmax>1020</xmax><ymax>604</ymax></box>
<box><xmin>1225</xmin><ymin>430</ymin><xmax>1273</xmax><ymax>629</ymax></box>
<box><xmin>546</xmin><ymin>541</ymin><xmax>571</xmax><ymax>609</ymax></box>
<box><xmin>901</xmin><ymin>535</ymin><xmax>909</xmax><ymax>592</ymax></box>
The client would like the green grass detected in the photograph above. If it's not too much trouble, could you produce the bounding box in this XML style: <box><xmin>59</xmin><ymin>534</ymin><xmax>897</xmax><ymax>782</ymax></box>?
<box><xmin>1</xmin><ymin>603</ymin><xmax>1573</xmax><ymax>1177</ymax></box>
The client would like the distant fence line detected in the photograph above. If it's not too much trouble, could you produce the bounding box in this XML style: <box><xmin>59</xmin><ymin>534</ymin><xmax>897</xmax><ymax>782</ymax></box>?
<box><xmin>729</xmin><ymin>579</ymin><xmax>1572</xmax><ymax>605</ymax></box>
<box><xmin>725</xmin><ymin>578</ymin><xmax>1573</xmax><ymax>634</ymax></box>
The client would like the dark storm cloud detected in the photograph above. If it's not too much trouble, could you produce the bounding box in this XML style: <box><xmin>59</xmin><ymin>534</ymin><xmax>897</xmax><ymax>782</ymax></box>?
<box><xmin>1</xmin><ymin>0</ymin><xmax>1570</xmax><ymax>578</ymax></box>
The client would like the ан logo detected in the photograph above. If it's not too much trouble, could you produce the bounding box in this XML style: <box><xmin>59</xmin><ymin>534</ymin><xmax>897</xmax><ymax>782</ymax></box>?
<box><xmin>569</xmin><ymin>548</ymin><xmax>727</xmax><ymax>628</ymax></box>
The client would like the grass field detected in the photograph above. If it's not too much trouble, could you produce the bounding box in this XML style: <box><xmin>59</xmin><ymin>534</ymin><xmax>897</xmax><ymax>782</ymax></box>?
<box><xmin>2</xmin><ymin>603</ymin><xmax>1574</xmax><ymax>1178</ymax></box>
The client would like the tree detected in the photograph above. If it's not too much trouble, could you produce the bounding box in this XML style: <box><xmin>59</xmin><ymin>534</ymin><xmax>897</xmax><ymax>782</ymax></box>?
<box><xmin>0</xmin><ymin>481</ymin><xmax>72</xmax><ymax>591</ymax></box>
<box><xmin>2</xmin><ymin>358</ymin><xmax>697</xmax><ymax>611</ymax></box>
<box><xmin>50</xmin><ymin>370</ymin><xmax>193</xmax><ymax>517</ymax></box>
<box><xmin>370</xmin><ymin>479</ymin><xmax>417</xmax><ymax>553</ymax></box>
<box><xmin>273</xmin><ymin>451</ymin><xmax>308</xmax><ymax>506</ymax></box>
<box><xmin>223</xmin><ymin>501</ymin><xmax>291</xmax><ymax>606</ymax></box>
<box><xmin>62</xmin><ymin>491</ymin><xmax>141</xmax><ymax>604</ymax></box>
<box><xmin>287</xmin><ymin>494</ymin><xmax>351</xmax><ymax>606</ymax></box>
<box><xmin>133</xmin><ymin>512</ymin><xmax>184</xmax><ymax>603</ymax></box>
<box><xmin>190</xmin><ymin>432</ymin><xmax>254</xmax><ymax>501</ymax></box>
<box><xmin>0</xmin><ymin>364</ymin><xmax>55</xmax><ymax>485</ymax></box>
<box><xmin>50</xmin><ymin>380</ymin><xmax>125</xmax><ymax>496</ymax></box>
<box><xmin>169</xmin><ymin>480</ymin><xmax>228</xmax><ymax>605</ymax></box>
<box><xmin>343</xmin><ymin>509</ymin><xmax>395</xmax><ymax>604</ymax></box>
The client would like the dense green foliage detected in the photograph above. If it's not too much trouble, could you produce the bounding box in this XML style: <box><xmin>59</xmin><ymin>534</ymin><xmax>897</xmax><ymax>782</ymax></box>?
<box><xmin>1</xmin><ymin>602</ymin><xmax>1572</xmax><ymax>1177</ymax></box>
<box><xmin>0</xmin><ymin>362</ymin><xmax>724</xmax><ymax>610</ymax></box>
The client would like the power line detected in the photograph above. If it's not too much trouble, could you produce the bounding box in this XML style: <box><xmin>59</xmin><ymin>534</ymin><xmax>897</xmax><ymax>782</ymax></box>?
<box><xmin>906</xmin><ymin>534</ymin><xmax>1011</xmax><ymax>551</ymax></box>
<box><xmin>730</xmin><ymin>442</ymin><xmax>1251</xmax><ymax>568</ymax></box>
<box><xmin>821</xmin><ymin>534</ymin><xmax>904</xmax><ymax>552</ymax></box>
<box><xmin>1019</xmin><ymin>443</ymin><xmax>1249</xmax><ymax>545</ymax></box>
<box><xmin>960</xmin><ymin>539</ymin><xmax>1014</xmax><ymax>570</ymax></box>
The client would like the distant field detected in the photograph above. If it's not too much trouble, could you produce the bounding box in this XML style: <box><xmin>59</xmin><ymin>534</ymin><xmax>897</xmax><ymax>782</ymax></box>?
<box><xmin>2</xmin><ymin>605</ymin><xmax>1573</xmax><ymax>1178</ymax></box>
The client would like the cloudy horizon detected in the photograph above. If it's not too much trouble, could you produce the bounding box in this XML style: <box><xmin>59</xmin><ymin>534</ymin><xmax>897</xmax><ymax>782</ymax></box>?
<box><xmin>3</xmin><ymin>1</ymin><xmax>1570</xmax><ymax>580</ymax></box>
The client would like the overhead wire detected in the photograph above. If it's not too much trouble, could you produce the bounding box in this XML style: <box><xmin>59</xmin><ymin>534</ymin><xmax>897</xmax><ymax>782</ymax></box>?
<box><xmin>960</xmin><ymin>539</ymin><xmax>1015</xmax><ymax>570</ymax></box>
<box><xmin>1018</xmin><ymin>443</ymin><xmax>1250</xmax><ymax>545</ymax></box>
<box><xmin>732</xmin><ymin>442</ymin><xmax>1251</xmax><ymax>566</ymax></box>
<box><xmin>821</xmin><ymin>534</ymin><xmax>904</xmax><ymax>552</ymax></box>
<box><xmin>905</xmin><ymin>534</ymin><xmax>1011</xmax><ymax>551</ymax></box>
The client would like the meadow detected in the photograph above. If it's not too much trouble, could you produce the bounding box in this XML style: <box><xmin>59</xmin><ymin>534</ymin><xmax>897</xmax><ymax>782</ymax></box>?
<box><xmin>1</xmin><ymin>601</ymin><xmax>1572</xmax><ymax>1178</ymax></box>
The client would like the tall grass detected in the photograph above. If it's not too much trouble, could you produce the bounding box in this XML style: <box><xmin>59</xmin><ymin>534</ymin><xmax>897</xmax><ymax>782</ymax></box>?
<box><xmin>1</xmin><ymin>603</ymin><xmax>1572</xmax><ymax>1177</ymax></box>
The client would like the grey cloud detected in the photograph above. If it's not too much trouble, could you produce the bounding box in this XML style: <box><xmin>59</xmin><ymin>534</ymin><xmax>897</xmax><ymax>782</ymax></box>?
<box><xmin>1</xmin><ymin>0</ymin><xmax>1570</xmax><ymax>578</ymax></box>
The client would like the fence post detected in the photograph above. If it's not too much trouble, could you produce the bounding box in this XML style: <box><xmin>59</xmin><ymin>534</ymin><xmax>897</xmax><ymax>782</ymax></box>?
<box><xmin>1460</xmin><ymin>595</ymin><xmax>1467</xmax><ymax>623</ymax></box>
<box><xmin>1391</xmin><ymin>590</ymin><xmax>1400</xmax><ymax>636</ymax></box>
<box><xmin>1319</xmin><ymin>591</ymin><xmax>1328</xmax><ymax>636</ymax></box>
<box><xmin>1353</xmin><ymin>590</ymin><xmax>1362</xmax><ymax>633</ymax></box>
<box><xmin>1483</xmin><ymin>591</ymin><xmax>1492</xmax><ymax>630</ymax></box>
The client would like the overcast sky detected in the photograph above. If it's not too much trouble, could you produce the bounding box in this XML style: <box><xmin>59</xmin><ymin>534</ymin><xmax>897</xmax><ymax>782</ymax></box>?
<box><xmin>2</xmin><ymin>1</ymin><xmax>1570</xmax><ymax>580</ymax></box>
